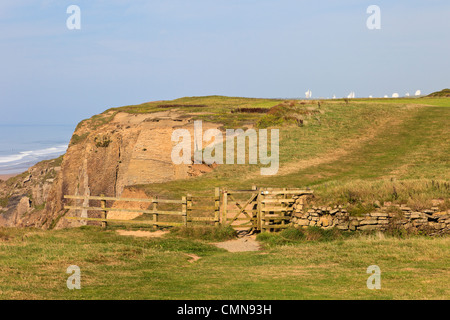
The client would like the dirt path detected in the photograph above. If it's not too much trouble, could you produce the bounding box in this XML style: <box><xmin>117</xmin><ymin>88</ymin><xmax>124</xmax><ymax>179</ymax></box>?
<box><xmin>214</xmin><ymin>235</ymin><xmax>261</xmax><ymax>252</ymax></box>
<box><xmin>242</xmin><ymin>109</ymin><xmax>417</xmax><ymax>179</ymax></box>
<box><xmin>185</xmin><ymin>253</ymin><xmax>201</xmax><ymax>263</ymax></box>
<box><xmin>115</xmin><ymin>230</ymin><xmax>169</xmax><ymax>238</ymax></box>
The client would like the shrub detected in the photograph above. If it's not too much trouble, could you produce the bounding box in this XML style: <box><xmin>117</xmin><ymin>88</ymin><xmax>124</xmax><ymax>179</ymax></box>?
<box><xmin>71</xmin><ymin>133</ymin><xmax>89</xmax><ymax>145</ymax></box>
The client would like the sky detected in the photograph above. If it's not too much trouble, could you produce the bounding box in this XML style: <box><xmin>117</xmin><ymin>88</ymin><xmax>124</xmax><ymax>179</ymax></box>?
<box><xmin>0</xmin><ymin>0</ymin><xmax>449</xmax><ymax>126</ymax></box>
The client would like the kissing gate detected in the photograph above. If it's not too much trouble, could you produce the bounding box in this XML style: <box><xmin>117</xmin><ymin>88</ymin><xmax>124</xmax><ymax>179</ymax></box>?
<box><xmin>220</xmin><ymin>187</ymin><xmax>313</xmax><ymax>232</ymax></box>
<box><xmin>64</xmin><ymin>187</ymin><xmax>313</xmax><ymax>232</ymax></box>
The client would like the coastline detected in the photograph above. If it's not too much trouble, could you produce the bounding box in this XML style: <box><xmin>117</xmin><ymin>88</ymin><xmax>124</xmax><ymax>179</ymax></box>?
<box><xmin>0</xmin><ymin>173</ymin><xmax>20</xmax><ymax>181</ymax></box>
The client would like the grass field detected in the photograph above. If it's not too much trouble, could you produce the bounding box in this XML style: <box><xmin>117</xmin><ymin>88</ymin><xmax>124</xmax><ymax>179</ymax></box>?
<box><xmin>126</xmin><ymin>95</ymin><xmax>450</xmax><ymax>214</ymax></box>
<box><xmin>0</xmin><ymin>226</ymin><xmax>448</xmax><ymax>300</ymax></box>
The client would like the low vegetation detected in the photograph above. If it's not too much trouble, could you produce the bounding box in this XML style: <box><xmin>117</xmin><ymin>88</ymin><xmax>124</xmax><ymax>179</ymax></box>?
<box><xmin>0</xmin><ymin>226</ymin><xmax>448</xmax><ymax>299</ymax></box>
<box><xmin>128</xmin><ymin>94</ymin><xmax>449</xmax><ymax>217</ymax></box>
<box><xmin>169</xmin><ymin>225</ymin><xmax>237</xmax><ymax>241</ymax></box>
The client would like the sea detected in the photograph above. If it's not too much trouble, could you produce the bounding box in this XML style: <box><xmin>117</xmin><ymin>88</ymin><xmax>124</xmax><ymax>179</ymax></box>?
<box><xmin>0</xmin><ymin>125</ymin><xmax>75</xmax><ymax>175</ymax></box>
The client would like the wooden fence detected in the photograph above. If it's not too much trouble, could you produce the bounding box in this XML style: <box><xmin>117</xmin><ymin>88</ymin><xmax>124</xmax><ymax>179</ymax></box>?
<box><xmin>64</xmin><ymin>187</ymin><xmax>312</xmax><ymax>232</ymax></box>
<box><xmin>64</xmin><ymin>194</ymin><xmax>191</xmax><ymax>229</ymax></box>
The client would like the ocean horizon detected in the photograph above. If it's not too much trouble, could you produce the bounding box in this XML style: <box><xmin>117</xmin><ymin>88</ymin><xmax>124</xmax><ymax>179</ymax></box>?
<box><xmin>0</xmin><ymin>124</ymin><xmax>75</xmax><ymax>175</ymax></box>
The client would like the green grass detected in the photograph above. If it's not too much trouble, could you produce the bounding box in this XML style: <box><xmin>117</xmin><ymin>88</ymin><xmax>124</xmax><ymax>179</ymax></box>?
<box><xmin>129</xmin><ymin>96</ymin><xmax>449</xmax><ymax>214</ymax></box>
<box><xmin>0</xmin><ymin>227</ymin><xmax>448</xmax><ymax>299</ymax></box>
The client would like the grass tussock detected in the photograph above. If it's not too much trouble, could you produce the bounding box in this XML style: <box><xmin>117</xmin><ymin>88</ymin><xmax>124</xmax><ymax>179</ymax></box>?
<box><xmin>257</xmin><ymin>227</ymin><xmax>353</xmax><ymax>246</ymax></box>
<box><xmin>314</xmin><ymin>179</ymin><xmax>450</xmax><ymax>214</ymax></box>
<box><xmin>170</xmin><ymin>225</ymin><xmax>237</xmax><ymax>241</ymax></box>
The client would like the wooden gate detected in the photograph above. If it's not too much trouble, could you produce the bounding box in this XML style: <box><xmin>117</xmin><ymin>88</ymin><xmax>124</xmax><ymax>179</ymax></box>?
<box><xmin>221</xmin><ymin>187</ymin><xmax>259</xmax><ymax>232</ymax></box>
<box><xmin>220</xmin><ymin>187</ymin><xmax>313</xmax><ymax>232</ymax></box>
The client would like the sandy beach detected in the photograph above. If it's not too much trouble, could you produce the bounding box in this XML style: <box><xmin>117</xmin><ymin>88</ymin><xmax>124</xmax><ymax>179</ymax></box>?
<box><xmin>0</xmin><ymin>173</ymin><xmax>20</xmax><ymax>181</ymax></box>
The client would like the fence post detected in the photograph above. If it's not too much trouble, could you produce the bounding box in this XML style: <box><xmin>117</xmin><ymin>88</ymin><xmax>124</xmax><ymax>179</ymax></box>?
<box><xmin>100</xmin><ymin>194</ymin><xmax>107</xmax><ymax>230</ymax></box>
<box><xmin>282</xmin><ymin>188</ymin><xmax>287</xmax><ymax>228</ymax></box>
<box><xmin>187</xmin><ymin>194</ymin><xmax>192</xmax><ymax>227</ymax></box>
<box><xmin>252</xmin><ymin>185</ymin><xmax>258</xmax><ymax>231</ymax></box>
<box><xmin>214</xmin><ymin>187</ymin><xmax>220</xmax><ymax>227</ymax></box>
<box><xmin>153</xmin><ymin>196</ymin><xmax>158</xmax><ymax>230</ymax></box>
<box><xmin>182</xmin><ymin>196</ymin><xmax>188</xmax><ymax>227</ymax></box>
<box><xmin>256</xmin><ymin>187</ymin><xmax>261</xmax><ymax>232</ymax></box>
<box><xmin>222</xmin><ymin>188</ymin><xmax>227</xmax><ymax>226</ymax></box>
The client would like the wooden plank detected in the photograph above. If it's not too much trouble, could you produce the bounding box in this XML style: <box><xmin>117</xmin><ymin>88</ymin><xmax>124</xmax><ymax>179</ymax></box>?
<box><xmin>256</xmin><ymin>187</ymin><xmax>261</xmax><ymax>232</ymax></box>
<box><xmin>64</xmin><ymin>195</ymin><xmax>183</xmax><ymax>204</ymax></box>
<box><xmin>262</xmin><ymin>207</ymin><xmax>293</xmax><ymax>212</ymax></box>
<box><xmin>226</xmin><ymin>201</ymin><xmax>257</xmax><ymax>207</ymax></box>
<box><xmin>64</xmin><ymin>206</ymin><xmax>184</xmax><ymax>216</ymax></box>
<box><xmin>190</xmin><ymin>206</ymin><xmax>215</xmax><ymax>210</ymax></box>
<box><xmin>265</xmin><ymin>190</ymin><xmax>313</xmax><ymax>195</ymax></box>
<box><xmin>65</xmin><ymin>216</ymin><xmax>183</xmax><ymax>226</ymax></box>
<box><xmin>226</xmin><ymin>190</ymin><xmax>257</xmax><ymax>194</ymax></box>
<box><xmin>189</xmin><ymin>217</ymin><xmax>216</xmax><ymax>222</ymax></box>
<box><xmin>261</xmin><ymin>199</ymin><xmax>295</xmax><ymax>204</ymax></box>
<box><xmin>262</xmin><ymin>216</ymin><xmax>290</xmax><ymax>220</ymax></box>
<box><xmin>222</xmin><ymin>189</ymin><xmax>227</xmax><ymax>225</ymax></box>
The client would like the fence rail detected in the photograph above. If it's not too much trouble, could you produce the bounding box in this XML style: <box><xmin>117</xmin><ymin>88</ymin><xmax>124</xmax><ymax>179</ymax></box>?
<box><xmin>64</xmin><ymin>194</ymin><xmax>190</xmax><ymax>229</ymax></box>
<box><xmin>63</xmin><ymin>187</ymin><xmax>313</xmax><ymax>232</ymax></box>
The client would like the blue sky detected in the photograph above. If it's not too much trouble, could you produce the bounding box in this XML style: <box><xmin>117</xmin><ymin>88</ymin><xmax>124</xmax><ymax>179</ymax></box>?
<box><xmin>0</xmin><ymin>0</ymin><xmax>449</xmax><ymax>125</ymax></box>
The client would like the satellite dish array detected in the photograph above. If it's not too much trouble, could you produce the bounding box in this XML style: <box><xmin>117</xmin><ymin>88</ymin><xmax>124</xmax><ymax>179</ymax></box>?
<box><xmin>305</xmin><ymin>90</ymin><xmax>422</xmax><ymax>99</ymax></box>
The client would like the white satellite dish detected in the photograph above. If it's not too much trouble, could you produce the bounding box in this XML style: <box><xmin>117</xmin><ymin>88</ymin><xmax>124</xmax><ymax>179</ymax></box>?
<box><xmin>305</xmin><ymin>90</ymin><xmax>312</xmax><ymax>99</ymax></box>
<box><xmin>405</xmin><ymin>93</ymin><xmax>410</xmax><ymax>97</ymax></box>
<box><xmin>369</xmin><ymin>95</ymin><xmax>373</xmax><ymax>98</ymax></box>
<box><xmin>384</xmin><ymin>95</ymin><xmax>388</xmax><ymax>98</ymax></box>
<box><xmin>415</xmin><ymin>90</ymin><xmax>421</xmax><ymax>96</ymax></box>
<box><xmin>347</xmin><ymin>91</ymin><xmax>355</xmax><ymax>99</ymax></box>
<box><xmin>392</xmin><ymin>93</ymin><xmax>399</xmax><ymax>98</ymax></box>
<box><xmin>332</xmin><ymin>95</ymin><xmax>336</xmax><ymax>99</ymax></box>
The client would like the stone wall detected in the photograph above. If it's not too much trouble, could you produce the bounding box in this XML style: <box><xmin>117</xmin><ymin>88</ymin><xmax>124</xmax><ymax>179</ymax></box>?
<box><xmin>290</xmin><ymin>197</ymin><xmax>450</xmax><ymax>235</ymax></box>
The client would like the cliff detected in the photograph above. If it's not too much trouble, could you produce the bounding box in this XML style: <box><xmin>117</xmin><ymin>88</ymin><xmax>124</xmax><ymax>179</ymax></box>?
<box><xmin>0</xmin><ymin>156</ymin><xmax>62</xmax><ymax>227</ymax></box>
<box><xmin>40</xmin><ymin>109</ymin><xmax>220</xmax><ymax>229</ymax></box>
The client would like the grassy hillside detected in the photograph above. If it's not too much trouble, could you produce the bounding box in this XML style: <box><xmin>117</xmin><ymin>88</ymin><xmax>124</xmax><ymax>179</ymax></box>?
<box><xmin>107</xmin><ymin>96</ymin><xmax>450</xmax><ymax>214</ymax></box>
<box><xmin>428</xmin><ymin>89</ymin><xmax>450</xmax><ymax>98</ymax></box>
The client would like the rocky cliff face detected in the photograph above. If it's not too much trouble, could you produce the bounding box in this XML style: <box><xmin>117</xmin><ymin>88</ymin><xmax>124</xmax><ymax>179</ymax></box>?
<box><xmin>37</xmin><ymin>110</ymin><xmax>219</xmax><ymax>229</ymax></box>
<box><xmin>0</xmin><ymin>157</ymin><xmax>62</xmax><ymax>227</ymax></box>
